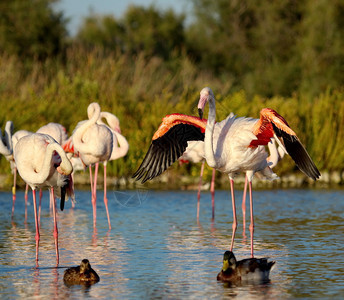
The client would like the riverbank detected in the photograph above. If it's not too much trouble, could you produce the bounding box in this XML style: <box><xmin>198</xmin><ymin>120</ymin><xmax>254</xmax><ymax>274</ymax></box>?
<box><xmin>1</xmin><ymin>170</ymin><xmax>342</xmax><ymax>192</ymax></box>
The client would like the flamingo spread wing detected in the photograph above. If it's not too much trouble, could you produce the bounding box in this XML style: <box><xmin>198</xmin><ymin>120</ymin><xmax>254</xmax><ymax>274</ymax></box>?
<box><xmin>133</xmin><ymin>114</ymin><xmax>207</xmax><ymax>183</ymax></box>
<box><xmin>251</xmin><ymin>108</ymin><xmax>320</xmax><ymax>180</ymax></box>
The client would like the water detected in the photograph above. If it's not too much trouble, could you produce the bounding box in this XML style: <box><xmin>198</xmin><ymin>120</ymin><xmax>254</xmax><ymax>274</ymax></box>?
<box><xmin>0</xmin><ymin>188</ymin><xmax>343</xmax><ymax>299</ymax></box>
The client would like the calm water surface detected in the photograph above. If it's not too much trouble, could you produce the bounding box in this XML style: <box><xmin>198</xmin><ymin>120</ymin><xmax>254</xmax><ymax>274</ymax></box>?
<box><xmin>0</xmin><ymin>188</ymin><xmax>343</xmax><ymax>299</ymax></box>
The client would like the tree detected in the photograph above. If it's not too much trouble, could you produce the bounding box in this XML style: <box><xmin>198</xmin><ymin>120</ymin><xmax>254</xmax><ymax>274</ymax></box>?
<box><xmin>76</xmin><ymin>5</ymin><xmax>185</xmax><ymax>60</ymax></box>
<box><xmin>0</xmin><ymin>0</ymin><xmax>67</xmax><ymax>60</ymax></box>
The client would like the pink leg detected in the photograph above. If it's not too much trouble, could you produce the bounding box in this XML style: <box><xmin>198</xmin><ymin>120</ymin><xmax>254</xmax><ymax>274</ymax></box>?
<box><xmin>103</xmin><ymin>163</ymin><xmax>111</xmax><ymax>229</ymax></box>
<box><xmin>32</xmin><ymin>189</ymin><xmax>40</xmax><ymax>265</ymax></box>
<box><xmin>89</xmin><ymin>165</ymin><xmax>96</xmax><ymax>228</ymax></box>
<box><xmin>38</xmin><ymin>189</ymin><xmax>42</xmax><ymax>228</ymax></box>
<box><xmin>242</xmin><ymin>176</ymin><xmax>248</xmax><ymax>233</ymax></box>
<box><xmin>11</xmin><ymin>168</ymin><xmax>17</xmax><ymax>219</ymax></box>
<box><xmin>197</xmin><ymin>161</ymin><xmax>205</xmax><ymax>220</ymax></box>
<box><xmin>210</xmin><ymin>168</ymin><xmax>216</xmax><ymax>220</ymax></box>
<box><xmin>50</xmin><ymin>188</ymin><xmax>59</xmax><ymax>265</ymax></box>
<box><xmin>248</xmin><ymin>180</ymin><xmax>254</xmax><ymax>258</ymax></box>
<box><xmin>229</xmin><ymin>179</ymin><xmax>237</xmax><ymax>251</ymax></box>
<box><xmin>25</xmin><ymin>184</ymin><xmax>29</xmax><ymax>222</ymax></box>
<box><xmin>93</xmin><ymin>163</ymin><xmax>99</xmax><ymax>203</ymax></box>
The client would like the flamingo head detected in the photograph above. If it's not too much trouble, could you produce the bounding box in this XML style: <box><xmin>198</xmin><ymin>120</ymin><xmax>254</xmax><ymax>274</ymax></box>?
<box><xmin>198</xmin><ymin>87</ymin><xmax>214</xmax><ymax>119</ymax></box>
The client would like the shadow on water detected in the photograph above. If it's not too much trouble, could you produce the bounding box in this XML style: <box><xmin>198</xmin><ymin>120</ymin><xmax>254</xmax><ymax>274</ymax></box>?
<box><xmin>0</xmin><ymin>188</ymin><xmax>344</xmax><ymax>298</ymax></box>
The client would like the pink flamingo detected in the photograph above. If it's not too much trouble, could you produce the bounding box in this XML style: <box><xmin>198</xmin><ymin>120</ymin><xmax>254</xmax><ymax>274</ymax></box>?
<box><xmin>134</xmin><ymin>87</ymin><xmax>320</xmax><ymax>257</ymax></box>
<box><xmin>179</xmin><ymin>141</ymin><xmax>216</xmax><ymax>220</ymax></box>
<box><xmin>14</xmin><ymin>133</ymin><xmax>74</xmax><ymax>266</ymax></box>
<box><xmin>68</xmin><ymin>102</ymin><xmax>113</xmax><ymax>228</ymax></box>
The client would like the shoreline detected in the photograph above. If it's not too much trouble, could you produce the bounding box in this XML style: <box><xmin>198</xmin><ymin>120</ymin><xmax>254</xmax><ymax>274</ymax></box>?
<box><xmin>1</xmin><ymin>170</ymin><xmax>342</xmax><ymax>192</ymax></box>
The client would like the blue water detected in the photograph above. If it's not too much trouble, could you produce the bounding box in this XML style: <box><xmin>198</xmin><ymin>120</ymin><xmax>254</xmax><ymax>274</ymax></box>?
<box><xmin>0</xmin><ymin>188</ymin><xmax>343</xmax><ymax>299</ymax></box>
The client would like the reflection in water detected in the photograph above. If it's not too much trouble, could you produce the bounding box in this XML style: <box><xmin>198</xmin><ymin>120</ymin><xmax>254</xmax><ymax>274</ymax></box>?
<box><xmin>0</xmin><ymin>189</ymin><xmax>344</xmax><ymax>298</ymax></box>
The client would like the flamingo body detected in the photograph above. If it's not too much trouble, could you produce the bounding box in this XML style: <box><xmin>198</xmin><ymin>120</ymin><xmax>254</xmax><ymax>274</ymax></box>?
<box><xmin>14</xmin><ymin>133</ymin><xmax>73</xmax><ymax>265</ymax></box>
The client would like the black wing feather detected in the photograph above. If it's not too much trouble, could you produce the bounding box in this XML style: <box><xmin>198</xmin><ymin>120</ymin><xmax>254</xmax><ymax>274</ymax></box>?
<box><xmin>272</xmin><ymin>123</ymin><xmax>320</xmax><ymax>180</ymax></box>
<box><xmin>133</xmin><ymin>123</ymin><xmax>205</xmax><ymax>183</ymax></box>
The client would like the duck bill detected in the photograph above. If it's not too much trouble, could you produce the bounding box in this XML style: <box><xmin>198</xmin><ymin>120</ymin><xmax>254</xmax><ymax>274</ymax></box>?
<box><xmin>222</xmin><ymin>259</ymin><xmax>229</xmax><ymax>271</ymax></box>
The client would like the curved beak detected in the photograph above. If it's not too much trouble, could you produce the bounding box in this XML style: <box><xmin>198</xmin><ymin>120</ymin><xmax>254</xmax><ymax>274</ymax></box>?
<box><xmin>198</xmin><ymin>108</ymin><xmax>203</xmax><ymax>120</ymax></box>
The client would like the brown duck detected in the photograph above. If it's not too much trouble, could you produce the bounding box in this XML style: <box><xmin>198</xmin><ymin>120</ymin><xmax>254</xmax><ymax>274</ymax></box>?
<box><xmin>217</xmin><ymin>251</ymin><xmax>275</xmax><ymax>283</ymax></box>
<box><xmin>63</xmin><ymin>259</ymin><xmax>100</xmax><ymax>285</ymax></box>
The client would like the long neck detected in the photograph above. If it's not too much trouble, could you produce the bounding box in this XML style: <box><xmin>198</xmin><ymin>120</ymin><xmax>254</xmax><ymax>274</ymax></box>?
<box><xmin>73</xmin><ymin>103</ymin><xmax>100</xmax><ymax>150</ymax></box>
<box><xmin>204</xmin><ymin>95</ymin><xmax>217</xmax><ymax>168</ymax></box>
<box><xmin>110</xmin><ymin>131</ymin><xmax>129</xmax><ymax>160</ymax></box>
<box><xmin>33</xmin><ymin>142</ymin><xmax>59</xmax><ymax>185</ymax></box>
<box><xmin>0</xmin><ymin>129</ymin><xmax>11</xmax><ymax>156</ymax></box>
<box><xmin>35</xmin><ymin>142</ymin><xmax>73</xmax><ymax>185</ymax></box>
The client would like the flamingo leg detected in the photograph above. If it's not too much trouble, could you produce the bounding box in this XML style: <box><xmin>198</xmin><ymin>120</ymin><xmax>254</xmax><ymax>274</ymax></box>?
<box><xmin>32</xmin><ymin>189</ymin><xmax>40</xmax><ymax>265</ymax></box>
<box><xmin>103</xmin><ymin>163</ymin><xmax>111</xmax><ymax>229</ymax></box>
<box><xmin>248</xmin><ymin>180</ymin><xmax>255</xmax><ymax>258</ymax></box>
<box><xmin>11</xmin><ymin>168</ymin><xmax>17</xmax><ymax>219</ymax></box>
<box><xmin>197</xmin><ymin>161</ymin><xmax>205</xmax><ymax>220</ymax></box>
<box><xmin>229</xmin><ymin>178</ymin><xmax>237</xmax><ymax>252</ymax></box>
<box><xmin>93</xmin><ymin>162</ymin><xmax>99</xmax><ymax>227</ymax></box>
<box><xmin>210</xmin><ymin>168</ymin><xmax>216</xmax><ymax>220</ymax></box>
<box><xmin>89</xmin><ymin>166</ymin><xmax>96</xmax><ymax>228</ymax></box>
<box><xmin>25</xmin><ymin>183</ymin><xmax>29</xmax><ymax>222</ymax></box>
<box><xmin>242</xmin><ymin>176</ymin><xmax>248</xmax><ymax>233</ymax></box>
<box><xmin>50</xmin><ymin>188</ymin><xmax>59</xmax><ymax>265</ymax></box>
<box><xmin>38</xmin><ymin>189</ymin><xmax>42</xmax><ymax>228</ymax></box>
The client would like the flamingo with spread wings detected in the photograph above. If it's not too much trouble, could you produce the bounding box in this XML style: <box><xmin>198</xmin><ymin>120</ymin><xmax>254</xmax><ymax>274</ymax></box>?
<box><xmin>133</xmin><ymin>87</ymin><xmax>320</xmax><ymax>257</ymax></box>
<box><xmin>14</xmin><ymin>133</ymin><xmax>74</xmax><ymax>266</ymax></box>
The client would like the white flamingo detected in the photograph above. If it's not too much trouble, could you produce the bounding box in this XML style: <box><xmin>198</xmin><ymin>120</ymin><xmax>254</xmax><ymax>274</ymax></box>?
<box><xmin>67</xmin><ymin>102</ymin><xmax>113</xmax><ymax>228</ymax></box>
<box><xmin>14</xmin><ymin>133</ymin><xmax>74</xmax><ymax>266</ymax></box>
<box><xmin>197</xmin><ymin>87</ymin><xmax>320</xmax><ymax>257</ymax></box>
<box><xmin>133</xmin><ymin>87</ymin><xmax>320</xmax><ymax>257</ymax></box>
<box><xmin>0</xmin><ymin>122</ymin><xmax>33</xmax><ymax>218</ymax></box>
<box><xmin>37</xmin><ymin>122</ymin><xmax>69</xmax><ymax>145</ymax></box>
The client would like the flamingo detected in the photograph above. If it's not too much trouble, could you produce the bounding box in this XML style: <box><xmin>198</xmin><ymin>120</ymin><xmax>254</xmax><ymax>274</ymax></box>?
<box><xmin>14</xmin><ymin>133</ymin><xmax>74</xmax><ymax>266</ymax></box>
<box><xmin>197</xmin><ymin>87</ymin><xmax>320</xmax><ymax>256</ymax></box>
<box><xmin>0</xmin><ymin>122</ymin><xmax>33</xmax><ymax>218</ymax></box>
<box><xmin>133</xmin><ymin>87</ymin><xmax>320</xmax><ymax>257</ymax></box>
<box><xmin>36</xmin><ymin>122</ymin><xmax>70</xmax><ymax>210</ymax></box>
<box><xmin>67</xmin><ymin>102</ymin><xmax>113</xmax><ymax>228</ymax></box>
<box><xmin>36</xmin><ymin>122</ymin><xmax>69</xmax><ymax>145</ymax></box>
<box><xmin>179</xmin><ymin>141</ymin><xmax>216</xmax><ymax>220</ymax></box>
<box><xmin>96</xmin><ymin>111</ymin><xmax>129</xmax><ymax>229</ymax></box>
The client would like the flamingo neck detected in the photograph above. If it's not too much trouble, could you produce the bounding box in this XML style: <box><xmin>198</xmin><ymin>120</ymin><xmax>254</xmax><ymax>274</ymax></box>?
<box><xmin>110</xmin><ymin>131</ymin><xmax>129</xmax><ymax>160</ymax></box>
<box><xmin>204</xmin><ymin>96</ymin><xmax>217</xmax><ymax>168</ymax></box>
<box><xmin>73</xmin><ymin>103</ymin><xmax>101</xmax><ymax>148</ymax></box>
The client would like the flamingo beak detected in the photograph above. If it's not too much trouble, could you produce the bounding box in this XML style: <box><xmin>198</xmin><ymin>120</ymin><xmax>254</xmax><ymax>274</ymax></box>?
<box><xmin>198</xmin><ymin>108</ymin><xmax>203</xmax><ymax>120</ymax></box>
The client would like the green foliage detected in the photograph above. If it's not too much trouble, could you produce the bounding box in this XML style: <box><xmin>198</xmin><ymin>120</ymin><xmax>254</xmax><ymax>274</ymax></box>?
<box><xmin>0</xmin><ymin>48</ymin><xmax>344</xmax><ymax>180</ymax></box>
<box><xmin>1</xmin><ymin>0</ymin><xmax>344</xmax><ymax>183</ymax></box>
<box><xmin>76</xmin><ymin>5</ymin><xmax>185</xmax><ymax>60</ymax></box>
<box><xmin>0</xmin><ymin>0</ymin><xmax>67</xmax><ymax>60</ymax></box>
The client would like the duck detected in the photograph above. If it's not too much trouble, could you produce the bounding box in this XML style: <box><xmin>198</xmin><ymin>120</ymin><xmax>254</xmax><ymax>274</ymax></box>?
<box><xmin>217</xmin><ymin>251</ymin><xmax>275</xmax><ymax>283</ymax></box>
<box><xmin>63</xmin><ymin>259</ymin><xmax>100</xmax><ymax>286</ymax></box>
